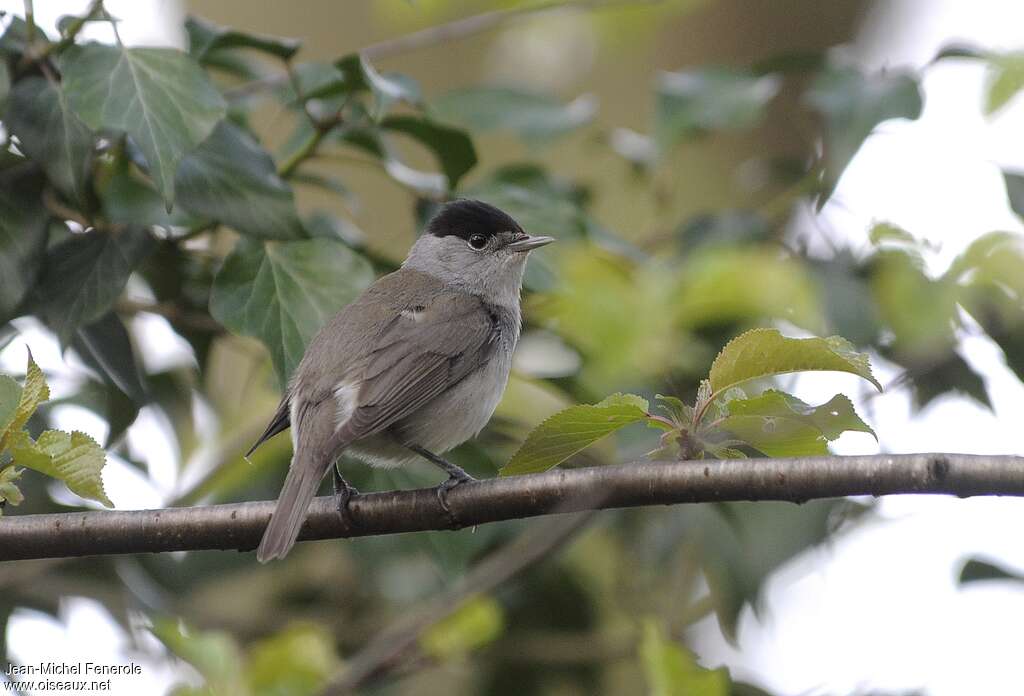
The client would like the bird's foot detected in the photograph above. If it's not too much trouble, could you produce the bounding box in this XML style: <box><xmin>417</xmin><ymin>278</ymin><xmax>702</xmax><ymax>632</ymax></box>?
<box><xmin>332</xmin><ymin>466</ymin><xmax>360</xmax><ymax>529</ymax></box>
<box><xmin>435</xmin><ymin>469</ymin><xmax>476</xmax><ymax>527</ymax></box>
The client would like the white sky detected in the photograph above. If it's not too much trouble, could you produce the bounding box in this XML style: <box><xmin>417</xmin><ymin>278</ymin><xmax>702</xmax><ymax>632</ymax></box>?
<box><xmin>3</xmin><ymin>1</ymin><xmax>1024</xmax><ymax>694</ymax></box>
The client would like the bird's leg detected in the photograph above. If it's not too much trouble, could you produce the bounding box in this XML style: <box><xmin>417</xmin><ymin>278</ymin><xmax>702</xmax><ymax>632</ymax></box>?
<box><xmin>332</xmin><ymin>461</ymin><xmax>360</xmax><ymax>529</ymax></box>
<box><xmin>407</xmin><ymin>444</ymin><xmax>476</xmax><ymax>524</ymax></box>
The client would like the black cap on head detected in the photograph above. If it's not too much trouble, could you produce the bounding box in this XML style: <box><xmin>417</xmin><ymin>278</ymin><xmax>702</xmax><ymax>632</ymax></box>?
<box><xmin>426</xmin><ymin>199</ymin><xmax>523</xmax><ymax>243</ymax></box>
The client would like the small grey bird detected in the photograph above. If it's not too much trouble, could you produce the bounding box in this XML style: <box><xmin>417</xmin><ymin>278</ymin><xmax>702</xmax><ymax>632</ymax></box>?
<box><xmin>249</xmin><ymin>199</ymin><xmax>554</xmax><ymax>562</ymax></box>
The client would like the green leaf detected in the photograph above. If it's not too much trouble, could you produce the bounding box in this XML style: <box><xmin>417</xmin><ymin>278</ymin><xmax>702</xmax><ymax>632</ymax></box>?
<box><xmin>0</xmin><ymin>62</ymin><xmax>9</xmax><ymax>109</ymax></box>
<box><xmin>96</xmin><ymin>153</ymin><xmax>199</xmax><ymax>228</ymax></box>
<box><xmin>151</xmin><ymin>619</ymin><xmax>247</xmax><ymax>696</ymax></box>
<box><xmin>986</xmin><ymin>52</ymin><xmax>1024</xmax><ymax>114</ymax></box>
<box><xmin>5</xmin><ymin>77</ymin><xmax>94</xmax><ymax>206</ymax></box>
<box><xmin>420</xmin><ymin>595</ymin><xmax>505</xmax><ymax>660</ymax></box>
<box><xmin>655</xmin><ymin>68</ymin><xmax>781</xmax><ymax>150</ymax></box>
<box><xmin>73</xmin><ymin>312</ymin><xmax>149</xmax><ymax>405</ymax></box>
<box><xmin>0</xmin><ymin>352</ymin><xmax>49</xmax><ymax>455</ymax></box>
<box><xmin>958</xmin><ymin>558</ymin><xmax>1024</xmax><ymax>585</ymax></box>
<box><xmin>639</xmin><ymin>619</ymin><xmax>729</xmax><ymax>696</ymax></box>
<box><xmin>1003</xmin><ymin>171</ymin><xmax>1024</xmax><ymax>218</ymax></box>
<box><xmin>501</xmin><ymin>393</ymin><xmax>650</xmax><ymax>476</ymax></box>
<box><xmin>0</xmin><ymin>466</ymin><xmax>23</xmax><ymax>509</ymax></box>
<box><xmin>655</xmin><ymin>394</ymin><xmax>692</xmax><ymax>426</ymax></box>
<box><xmin>711</xmin><ymin>391</ymin><xmax>874</xmax><ymax>458</ymax></box>
<box><xmin>35</xmin><ymin>227</ymin><xmax>156</xmax><ymax>346</ymax></box>
<box><xmin>61</xmin><ymin>42</ymin><xmax>227</xmax><ymax>206</ymax></box>
<box><xmin>247</xmin><ymin>623</ymin><xmax>339</xmax><ymax>696</ymax></box>
<box><xmin>176</xmin><ymin>120</ymin><xmax>303</xmax><ymax>239</ymax></box>
<box><xmin>380</xmin><ymin>115</ymin><xmax>478</xmax><ymax>189</ymax></box>
<box><xmin>210</xmin><ymin>238</ymin><xmax>375</xmax><ymax>384</ymax></box>
<box><xmin>0</xmin><ymin>169</ymin><xmax>49</xmax><ymax>322</ymax></box>
<box><xmin>335</xmin><ymin>53</ymin><xmax>421</xmax><ymax>120</ymax></box>
<box><xmin>10</xmin><ymin>429</ymin><xmax>112</xmax><ymax>507</ymax></box>
<box><xmin>0</xmin><ymin>376</ymin><xmax>22</xmax><ymax>441</ymax></box>
<box><xmin>805</xmin><ymin>66</ymin><xmax>922</xmax><ymax>207</ymax></box>
<box><xmin>185</xmin><ymin>15</ymin><xmax>300</xmax><ymax>62</ymax></box>
<box><xmin>720</xmin><ymin>391</ymin><xmax>875</xmax><ymax>441</ymax></box>
<box><xmin>709</xmin><ymin>328</ymin><xmax>882</xmax><ymax>396</ymax></box>
<box><xmin>430</xmin><ymin>86</ymin><xmax>596</xmax><ymax>143</ymax></box>
<box><xmin>869</xmin><ymin>221</ymin><xmax>917</xmax><ymax>247</ymax></box>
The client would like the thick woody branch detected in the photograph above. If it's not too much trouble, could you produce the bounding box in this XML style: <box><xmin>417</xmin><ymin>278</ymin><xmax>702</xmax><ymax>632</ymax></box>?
<box><xmin>1</xmin><ymin>453</ymin><xmax>1022</xmax><ymax>562</ymax></box>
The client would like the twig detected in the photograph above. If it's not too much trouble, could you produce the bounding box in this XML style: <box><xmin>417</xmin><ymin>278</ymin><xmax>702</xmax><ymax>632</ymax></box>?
<box><xmin>115</xmin><ymin>299</ymin><xmax>223</xmax><ymax>333</ymax></box>
<box><xmin>361</xmin><ymin>0</ymin><xmax>662</xmax><ymax>61</ymax></box>
<box><xmin>1</xmin><ymin>453</ymin><xmax>1022</xmax><ymax>562</ymax></box>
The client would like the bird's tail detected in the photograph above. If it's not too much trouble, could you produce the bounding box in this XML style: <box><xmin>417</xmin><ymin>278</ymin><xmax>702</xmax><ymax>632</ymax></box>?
<box><xmin>257</xmin><ymin>445</ymin><xmax>329</xmax><ymax>563</ymax></box>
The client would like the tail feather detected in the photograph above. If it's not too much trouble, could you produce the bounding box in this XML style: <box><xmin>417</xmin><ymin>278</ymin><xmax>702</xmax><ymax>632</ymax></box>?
<box><xmin>257</xmin><ymin>448</ymin><xmax>328</xmax><ymax>563</ymax></box>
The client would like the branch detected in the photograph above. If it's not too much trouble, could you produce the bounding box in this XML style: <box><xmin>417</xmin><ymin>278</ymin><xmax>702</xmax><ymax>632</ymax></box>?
<box><xmin>1</xmin><ymin>454</ymin><xmax>1022</xmax><ymax>562</ymax></box>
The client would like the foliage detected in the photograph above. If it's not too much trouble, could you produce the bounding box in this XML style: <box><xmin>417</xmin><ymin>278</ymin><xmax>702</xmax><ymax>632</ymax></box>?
<box><xmin>504</xmin><ymin>329</ymin><xmax>879</xmax><ymax>471</ymax></box>
<box><xmin>0</xmin><ymin>353</ymin><xmax>111</xmax><ymax>511</ymax></box>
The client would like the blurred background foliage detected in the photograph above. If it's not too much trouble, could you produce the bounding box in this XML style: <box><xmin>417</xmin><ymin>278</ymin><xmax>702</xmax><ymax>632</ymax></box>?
<box><xmin>1</xmin><ymin>0</ymin><xmax>1023</xmax><ymax>694</ymax></box>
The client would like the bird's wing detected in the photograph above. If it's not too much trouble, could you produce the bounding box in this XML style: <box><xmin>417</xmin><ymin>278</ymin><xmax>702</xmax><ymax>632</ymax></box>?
<box><xmin>337</xmin><ymin>291</ymin><xmax>499</xmax><ymax>442</ymax></box>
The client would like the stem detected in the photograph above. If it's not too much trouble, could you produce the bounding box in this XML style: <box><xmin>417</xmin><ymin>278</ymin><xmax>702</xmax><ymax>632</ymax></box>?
<box><xmin>277</xmin><ymin>128</ymin><xmax>325</xmax><ymax>179</ymax></box>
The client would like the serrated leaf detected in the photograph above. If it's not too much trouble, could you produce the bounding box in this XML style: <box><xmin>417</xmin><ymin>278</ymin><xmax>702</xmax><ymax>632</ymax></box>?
<box><xmin>639</xmin><ymin>618</ymin><xmax>729</xmax><ymax>696</ymax></box>
<box><xmin>709</xmin><ymin>328</ymin><xmax>882</xmax><ymax>397</ymax></box>
<box><xmin>0</xmin><ymin>376</ymin><xmax>20</xmax><ymax>437</ymax></box>
<box><xmin>655</xmin><ymin>394</ymin><xmax>691</xmax><ymax>425</ymax></box>
<box><xmin>420</xmin><ymin>595</ymin><xmax>505</xmax><ymax>660</ymax></box>
<box><xmin>720</xmin><ymin>391</ymin><xmax>875</xmax><ymax>441</ymax></box>
<box><xmin>0</xmin><ymin>169</ymin><xmax>49</xmax><ymax>322</ymax></box>
<box><xmin>175</xmin><ymin>120</ymin><xmax>303</xmax><ymax>240</ymax></box>
<box><xmin>35</xmin><ymin>227</ymin><xmax>156</xmax><ymax>345</ymax></box>
<box><xmin>5</xmin><ymin>77</ymin><xmax>94</xmax><ymax>206</ymax></box>
<box><xmin>985</xmin><ymin>52</ymin><xmax>1024</xmax><ymax>115</ymax></box>
<box><xmin>10</xmin><ymin>429</ymin><xmax>112</xmax><ymax>507</ymax></box>
<box><xmin>711</xmin><ymin>391</ymin><xmax>874</xmax><ymax>457</ymax></box>
<box><xmin>61</xmin><ymin>42</ymin><xmax>227</xmax><ymax>205</ymax></box>
<box><xmin>381</xmin><ymin>115</ymin><xmax>477</xmax><ymax>189</ymax></box>
<box><xmin>185</xmin><ymin>15</ymin><xmax>300</xmax><ymax>62</ymax></box>
<box><xmin>210</xmin><ymin>238</ymin><xmax>375</xmax><ymax>384</ymax></box>
<box><xmin>804</xmin><ymin>66</ymin><xmax>922</xmax><ymax>207</ymax></box>
<box><xmin>0</xmin><ymin>353</ymin><xmax>49</xmax><ymax>454</ymax></box>
<box><xmin>431</xmin><ymin>86</ymin><xmax>596</xmax><ymax>144</ymax></box>
<box><xmin>501</xmin><ymin>393</ymin><xmax>650</xmax><ymax>476</ymax></box>
<box><xmin>655</xmin><ymin>68</ymin><xmax>780</xmax><ymax>150</ymax></box>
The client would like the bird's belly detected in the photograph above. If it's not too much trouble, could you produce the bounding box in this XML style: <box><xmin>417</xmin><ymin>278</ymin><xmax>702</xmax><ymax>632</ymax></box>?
<box><xmin>347</xmin><ymin>349</ymin><xmax>513</xmax><ymax>469</ymax></box>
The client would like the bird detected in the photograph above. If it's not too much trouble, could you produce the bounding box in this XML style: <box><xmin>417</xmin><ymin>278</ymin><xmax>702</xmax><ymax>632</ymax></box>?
<box><xmin>248</xmin><ymin>199</ymin><xmax>554</xmax><ymax>562</ymax></box>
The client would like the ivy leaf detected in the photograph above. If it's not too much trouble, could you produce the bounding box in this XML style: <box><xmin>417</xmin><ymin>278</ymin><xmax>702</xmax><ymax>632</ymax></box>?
<box><xmin>804</xmin><ymin>66</ymin><xmax>922</xmax><ymax>207</ymax></box>
<box><xmin>335</xmin><ymin>53</ymin><xmax>421</xmax><ymax>120</ymax></box>
<box><xmin>175</xmin><ymin>120</ymin><xmax>303</xmax><ymax>240</ymax></box>
<box><xmin>73</xmin><ymin>312</ymin><xmax>149</xmax><ymax>406</ymax></box>
<box><xmin>0</xmin><ymin>169</ymin><xmax>49</xmax><ymax>322</ymax></box>
<box><xmin>10</xmin><ymin>429</ymin><xmax>112</xmax><ymax>507</ymax></box>
<box><xmin>431</xmin><ymin>86</ymin><xmax>596</xmax><ymax>144</ymax></box>
<box><xmin>958</xmin><ymin>558</ymin><xmax>1024</xmax><ymax>585</ymax></box>
<box><xmin>501</xmin><ymin>393</ymin><xmax>650</xmax><ymax>477</ymax></box>
<box><xmin>420</xmin><ymin>596</ymin><xmax>505</xmax><ymax>660</ymax></box>
<box><xmin>0</xmin><ymin>62</ymin><xmax>8</xmax><ymax>109</ymax></box>
<box><xmin>185</xmin><ymin>15</ymin><xmax>301</xmax><ymax>63</ymax></box>
<box><xmin>639</xmin><ymin>618</ymin><xmax>730</xmax><ymax>696</ymax></box>
<box><xmin>5</xmin><ymin>77</ymin><xmax>94</xmax><ymax>206</ymax></box>
<box><xmin>210</xmin><ymin>238</ymin><xmax>375</xmax><ymax>384</ymax></box>
<box><xmin>35</xmin><ymin>227</ymin><xmax>156</xmax><ymax>346</ymax></box>
<box><xmin>709</xmin><ymin>328</ymin><xmax>882</xmax><ymax>396</ymax></box>
<box><xmin>710</xmin><ymin>391</ymin><xmax>875</xmax><ymax>458</ymax></box>
<box><xmin>380</xmin><ymin>115</ymin><xmax>478</xmax><ymax>190</ymax></box>
<box><xmin>655</xmin><ymin>68</ymin><xmax>781</xmax><ymax>150</ymax></box>
<box><xmin>61</xmin><ymin>42</ymin><xmax>227</xmax><ymax>206</ymax></box>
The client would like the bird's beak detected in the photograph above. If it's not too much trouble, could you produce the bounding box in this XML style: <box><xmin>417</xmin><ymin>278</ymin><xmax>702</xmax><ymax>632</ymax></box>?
<box><xmin>507</xmin><ymin>234</ymin><xmax>555</xmax><ymax>252</ymax></box>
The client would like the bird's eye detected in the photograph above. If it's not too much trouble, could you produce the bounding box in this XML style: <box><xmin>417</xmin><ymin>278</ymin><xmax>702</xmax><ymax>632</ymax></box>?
<box><xmin>467</xmin><ymin>233</ymin><xmax>487</xmax><ymax>250</ymax></box>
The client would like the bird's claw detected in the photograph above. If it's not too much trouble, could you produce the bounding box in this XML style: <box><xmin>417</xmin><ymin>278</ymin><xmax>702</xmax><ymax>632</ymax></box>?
<box><xmin>333</xmin><ymin>468</ymin><xmax>360</xmax><ymax>529</ymax></box>
<box><xmin>436</xmin><ymin>472</ymin><xmax>475</xmax><ymax>527</ymax></box>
